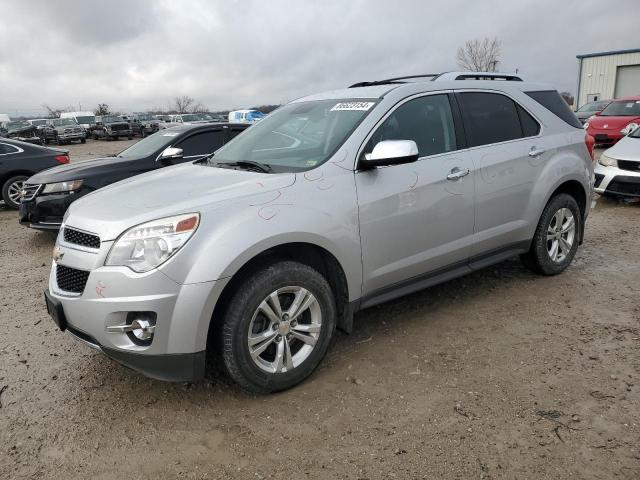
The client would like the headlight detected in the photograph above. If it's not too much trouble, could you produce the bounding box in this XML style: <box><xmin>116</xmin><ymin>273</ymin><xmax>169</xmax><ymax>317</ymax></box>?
<box><xmin>621</xmin><ymin>123</ymin><xmax>639</xmax><ymax>135</ymax></box>
<box><xmin>583</xmin><ymin>121</ymin><xmax>590</xmax><ymax>129</ymax></box>
<box><xmin>42</xmin><ymin>179</ymin><xmax>83</xmax><ymax>194</ymax></box>
<box><xmin>599</xmin><ymin>154</ymin><xmax>618</xmax><ymax>168</ymax></box>
<box><xmin>105</xmin><ymin>213</ymin><xmax>200</xmax><ymax>273</ymax></box>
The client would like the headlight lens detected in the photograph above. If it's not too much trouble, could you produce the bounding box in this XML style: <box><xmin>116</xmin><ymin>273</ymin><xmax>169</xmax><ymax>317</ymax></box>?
<box><xmin>583</xmin><ymin>121</ymin><xmax>590</xmax><ymax>129</ymax></box>
<box><xmin>599</xmin><ymin>154</ymin><xmax>618</xmax><ymax>167</ymax></box>
<box><xmin>42</xmin><ymin>179</ymin><xmax>83</xmax><ymax>194</ymax></box>
<box><xmin>105</xmin><ymin>213</ymin><xmax>200</xmax><ymax>273</ymax></box>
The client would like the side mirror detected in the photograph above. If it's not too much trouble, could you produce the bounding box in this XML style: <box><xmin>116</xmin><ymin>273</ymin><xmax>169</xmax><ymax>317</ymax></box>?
<box><xmin>360</xmin><ymin>140</ymin><xmax>419</xmax><ymax>168</ymax></box>
<box><xmin>159</xmin><ymin>147</ymin><xmax>183</xmax><ymax>162</ymax></box>
<box><xmin>594</xmin><ymin>111</ymin><xmax>601</xmax><ymax>116</ymax></box>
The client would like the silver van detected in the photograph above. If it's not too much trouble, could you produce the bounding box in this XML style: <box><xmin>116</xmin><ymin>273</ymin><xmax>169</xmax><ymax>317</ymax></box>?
<box><xmin>44</xmin><ymin>72</ymin><xmax>594</xmax><ymax>393</ymax></box>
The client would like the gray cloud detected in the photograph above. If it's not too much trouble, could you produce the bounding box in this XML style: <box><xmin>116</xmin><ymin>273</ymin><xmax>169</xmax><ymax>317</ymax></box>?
<box><xmin>0</xmin><ymin>0</ymin><xmax>636</xmax><ymax>116</ymax></box>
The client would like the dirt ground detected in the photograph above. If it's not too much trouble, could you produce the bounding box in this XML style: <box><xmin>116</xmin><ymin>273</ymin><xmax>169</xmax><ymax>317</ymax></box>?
<box><xmin>58</xmin><ymin>137</ymin><xmax>140</xmax><ymax>162</ymax></box>
<box><xmin>1</xmin><ymin>146</ymin><xmax>639</xmax><ymax>479</ymax></box>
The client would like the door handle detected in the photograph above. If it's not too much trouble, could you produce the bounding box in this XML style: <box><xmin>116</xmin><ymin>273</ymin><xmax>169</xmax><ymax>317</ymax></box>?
<box><xmin>446</xmin><ymin>167</ymin><xmax>470</xmax><ymax>181</ymax></box>
<box><xmin>528</xmin><ymin>147</ymin><xmax>546</xmax><ymax>157</ymax></box>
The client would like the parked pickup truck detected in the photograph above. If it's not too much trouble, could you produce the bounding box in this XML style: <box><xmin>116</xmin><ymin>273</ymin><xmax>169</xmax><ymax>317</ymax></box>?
<box><xmin>40</xmin><ymin>118</ymin><xmax>86</xmax><ymax>145</ymax></box>
<box><xmin>91</xmin><ymin>115</ymin><xmax>133</xmax><ymax>141</ymax></box>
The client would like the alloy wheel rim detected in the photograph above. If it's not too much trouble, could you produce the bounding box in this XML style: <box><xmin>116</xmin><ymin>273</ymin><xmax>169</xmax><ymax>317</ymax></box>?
<box><xmin>546</xmin><ymin>208</ymin><xmax>575</xmax><ymax>263</ymax></box>
<box><xmin>247</xmin><ymin>286</ymin><xmax>322</xmax><ymax>374</ymax></box>
<box><xmin>7</xmin><ymin>180</ymin><xmax>24</xmax><ymax>204</ymax></box>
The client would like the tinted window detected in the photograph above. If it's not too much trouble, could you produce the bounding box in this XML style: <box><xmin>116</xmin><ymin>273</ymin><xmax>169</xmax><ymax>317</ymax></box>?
<box><xmin>517</xmin><ymin>105</ymin><xmax>541</xmax><ymax>137</ymax></box>
<box><xmin>176</xmin><ymin>130</ymin><xmax>225</xmax><ymax>156</ymax></box>
<box><xmin>0</xmin><ymin>143</ymin><xmax>19</xmax><ymax>155</ymax></box>
<box><xmin>525</xmin><ymin>90</ymin><xmax>582</xmax><ymax>128</ymax></box>
<box><xmin>459</xmin><ymin>92</ymin><xmax>523</xmax><ymax>147</ymax></box>
<box><xmin>364</xmin><ymin>94</ymin><xmax>457</xmax><ymax>158</ymax></box>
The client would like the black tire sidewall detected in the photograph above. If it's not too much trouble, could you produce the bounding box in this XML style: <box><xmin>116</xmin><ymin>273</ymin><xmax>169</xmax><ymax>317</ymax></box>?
<box><xmin>221</xmin><ymin>261</ymin><xmax>336</xmax><ymax>393</ymax></box>
<box><xmin>530</xmin><ymin>193</ymin><xmax>581</xmax><ymax>275</ymax></box>
<box><xmin>2</xmin><ymin>175</ymin><xmax>28</xmax><ymax>209</ymax></box>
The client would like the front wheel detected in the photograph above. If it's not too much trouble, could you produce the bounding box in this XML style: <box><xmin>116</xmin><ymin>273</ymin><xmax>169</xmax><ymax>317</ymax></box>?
<box><xmin>2</xmin><ymin>175</ymin><xmax>28</xmax><ymax>209</ymax></box>
<box><xmin>521</xmin><ymin>193</ymin><xmax>581</xmax><ymax>275</ymax></box>
<box><xmin>219</xmin><ymin>261</ymin><xmax>336</xmax><ymax>393</ymax></box>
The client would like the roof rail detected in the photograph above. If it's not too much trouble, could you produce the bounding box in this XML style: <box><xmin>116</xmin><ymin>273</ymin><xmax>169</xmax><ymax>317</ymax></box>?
<box><xmin>433</xmin><ymin>71</ymin><xmax>523</xmax><ymax>82</ymax></box>
<box><xmin>349</xmin><ymin>74</ymin><xmax>439</xmax><ymax>88</ymax></box>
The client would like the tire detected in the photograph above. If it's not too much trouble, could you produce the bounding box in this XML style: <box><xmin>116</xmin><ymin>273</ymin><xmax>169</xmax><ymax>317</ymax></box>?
<box><xmin>219</xmin><ymin>261</ymin><xmax>337</xmax><ymax>394</ymax></box>
<box><xmin>105</xmin><ymin>135</ymin><xmax>111</xmax><ymax>142</ymax></box>
<box><xmin>81</xmin><ymin>138</ymin><xmax>86</xmax><ymax>144</ymax></box>
<box><xmin>127</xmin><ymin>135</ymin><xmax>133</xmax><ymax>140</ymax></box>
<box><xmin>43</xmin><ymin>137</ymin><xmax>49</xmax><ymax>145</ymax></box>
<box><xmin>1</xmin><ymin>175</ymin><xmax>28</xmax><ymax>209</ymax></box>
<box><xmin>56</xmin><ymin>136</ymin><xmax>63</xmax><ymax>145</ymax></box>
<box><xmin>521</xmin><ymin>193</ymin><xmax>581</xmax><ymax>275</ymax></box>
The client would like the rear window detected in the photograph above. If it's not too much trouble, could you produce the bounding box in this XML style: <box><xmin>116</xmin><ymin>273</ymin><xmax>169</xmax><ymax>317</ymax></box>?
<box><xmin>525</xmin><ymin>90</ymin><xmax>582</xmax><ymax>128</ymax></box>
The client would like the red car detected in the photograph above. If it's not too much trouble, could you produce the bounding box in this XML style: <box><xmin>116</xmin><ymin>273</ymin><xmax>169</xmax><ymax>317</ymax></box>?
<box><xmin>585</xmin><ymin>96</ymin><xmax>640</xmax><ymax>145</ymax></box>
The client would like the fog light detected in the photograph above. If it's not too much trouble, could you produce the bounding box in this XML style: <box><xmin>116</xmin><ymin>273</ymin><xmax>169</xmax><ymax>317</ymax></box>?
<box><xmin>130</xmin><ymin>318</ymin><xmax>155</xmax><ymax>341</ymax></box>
<box><xmin>106</xmin><ymin>312</ymin><xmax>157</xmax><ymax>345</ymax></box>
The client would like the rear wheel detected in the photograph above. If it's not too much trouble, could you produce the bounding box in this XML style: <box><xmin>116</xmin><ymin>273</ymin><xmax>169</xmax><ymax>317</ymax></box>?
<box><xmin>219</xmin><ymin>261</ymin><xmax>336</xmax><ymax>393</ymax></box>
<box><xmin>521</xmin><ymin>193</ymin><xmax>581</xmax><ymax>275</ymax></box>
<box><xmin>80</xmin><ymin>138</ymin><xmax>86</xmax><ymax>144</ymax></box>
<box><xmin>1</xmin><ymin>175</ymin><xmax>28</xmax><ymax>209</ymax></box>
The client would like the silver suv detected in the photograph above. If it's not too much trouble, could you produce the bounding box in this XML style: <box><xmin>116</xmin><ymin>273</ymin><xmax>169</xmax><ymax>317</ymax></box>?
<box><xmin>45</xmin><ymin>72</ymin><xmax>594</xmax><ymax>393</ymax></box>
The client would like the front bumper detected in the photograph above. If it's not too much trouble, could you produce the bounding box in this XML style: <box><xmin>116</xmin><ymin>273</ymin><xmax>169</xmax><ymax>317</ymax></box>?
<box><xmin>587</xmin><ymin>128</ymin><xmax>623</xmax><ymax>144</ymax></box>
<box><xmin>106</xmin><ymin>129</ymin><xmax>132</xmax><ymax>137</ymax></box>
<box><xmin>594</xmin><ymin>162</ymin><xmax>640</xmax><ymax>197</ymax></box>
<box><xmin>46</xmin><ymin>232</ymin><xmax>224</xmax><ymax>381</ymax></box>
<box><xmin>19</xmin><ymin>191</ymin><xmax>86</xmax><ymax>229</ymax></box>
<box><xmin>58</xmin><ymin>133</ymin><xmax>85</xmax><ymax>141</ymax></box>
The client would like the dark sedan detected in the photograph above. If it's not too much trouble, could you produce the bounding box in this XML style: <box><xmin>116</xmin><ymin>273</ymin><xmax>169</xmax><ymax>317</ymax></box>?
<box><xmin>19</xmin><ymin>123</ymin><xmax>248</xmax><ymax>229</ymax></box>
<box><xmin>575</xmin><ymin>100</ymin><xmax>611</xmax><ymax>125</ymax></box>
<box><xmin>0</xmin><ymin>138</ymin><xmax>69</xmax><ymax>209</ymax></box>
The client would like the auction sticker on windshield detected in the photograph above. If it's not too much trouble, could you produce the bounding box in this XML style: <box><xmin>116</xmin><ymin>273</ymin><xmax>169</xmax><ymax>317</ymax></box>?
<box><xmin>331</xmin><ymin>101</ymin><xmax>375</xmax><ymax>111</ymax></box>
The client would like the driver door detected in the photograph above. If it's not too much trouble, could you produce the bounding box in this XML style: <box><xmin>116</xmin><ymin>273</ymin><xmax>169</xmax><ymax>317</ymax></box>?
<box><xmin>355</xmin><ymin>93</ymin><xmax>475</xmax><ymax>299</ymax></box>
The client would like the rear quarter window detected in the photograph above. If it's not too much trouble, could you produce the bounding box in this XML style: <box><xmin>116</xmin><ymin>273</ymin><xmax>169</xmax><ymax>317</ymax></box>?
<box><xmin>525</xmin><ymin>90</ymin><xmax>582</xmax><ymax>128</ymax></box>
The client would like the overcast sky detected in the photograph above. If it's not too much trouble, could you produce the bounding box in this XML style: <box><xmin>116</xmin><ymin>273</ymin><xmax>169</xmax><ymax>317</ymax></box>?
<box><xmin>0</xmin><ymin>0</ymin><xmax>636</xmax><ymax>116</ymax></box>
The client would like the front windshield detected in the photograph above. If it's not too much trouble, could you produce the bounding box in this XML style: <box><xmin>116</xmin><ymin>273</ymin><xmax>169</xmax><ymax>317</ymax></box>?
<box><xmin>136</xmin><ymin>114</ymin><xmax>153</xmax><ymax>121</ymax></box>
<box><xmin>195</xmin><ymin>113</ymin><xmax>213</xmax><ymax>121</ymax></box>
<box><xmin>53</xmin><ymin>118</ymin><xmax>77</xmax><ymax>126</ymax></box>
<box><xmin>76</xmin><ymin>116</ymin><xmax>95</xmax><ymax>124</ymax></box>
<box><xmin>7</xmin><ymin>121</ymin><xmax>29</xmax><ymax>130</ymax></box>
<box><xmin>578</xmin><ymin>101</ymin><xmax>607</xmax><ymax>112</ymax></box>
<box><xmin>103</xmin><ymin>115</ymin><xmax>123</xmax><ymax>123</ymax></box>
<box><xmin>211</xmin><ymin>99</ymin><xmax>377</xmax><ymax>172</ymax></box>
<box><xmin>600</xmin><ymin>100</ymin><xmax>640</xmax><ymax>117</ymax></box>
<box><xmin>30</xmin><ymin>119</ymin><xmax>47</xmax><ymax>126</ymax></box>
<box><xmin>180</xmin><ymin>114</ymin><xmax>199</xmax><ymax>122</ymax></box>
<box><xmin>117</xmin><ymin>130</ymin><xmax>178</xmax><ymax>158</ymax></box>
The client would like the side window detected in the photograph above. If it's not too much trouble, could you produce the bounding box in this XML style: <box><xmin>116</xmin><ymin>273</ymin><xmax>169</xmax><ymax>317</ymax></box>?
<box><xmin>459</xmin><ymin>92</ymin><xmax>523</xmax><ymax>147</ymax></box>
<box><xmin>0</xmin><ymin>143</ymin><xmax>19</xmax><ymax>155</ymax></box>
<box><xmin>226</xmin><ymin>127</ymin><xmax>246</xmax><ymax>142</ymax></box>
<box><xmin>364</xmin><ymin>94</ymin><xmax>458</xmax><ymax>158</ymax></box>
<box><xmin>517</xmin><ymin>105</ymin><xmax>541</xmax><ymax>137</ymax></box>
<box><xmin>176</xmin><ymin>130</ymin><xmax>225</xmax><ymax>156</ymax></box>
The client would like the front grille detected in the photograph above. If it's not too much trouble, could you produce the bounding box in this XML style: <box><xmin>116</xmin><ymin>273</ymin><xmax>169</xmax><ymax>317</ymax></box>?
<box><xmin>606</xmin><ymin>176</ymin><xmax>640</xmax><ymax>196</ymax></box>
<box><xmin>56</xmin><ymin>265</ymin><xmax>90</xmax><ymax>294</ymax></box>
<box><xmin>617</xmin><ymin>160</ymin><xmax>640</xmax><ymax>172</ymax></box>
<box><xmin>63</xmin><ymin>227</ymin><xmax>101</xmax><ymax>249</ymax></box>
<box><xmin>110</xmin><ymin>124</ymin><xmax>128</xmax><ymax>132</ymax></box>
<box><xmin>21</xmin><ymin>184</ymin><xmax>42</xmax><ymax>201</ymax></box>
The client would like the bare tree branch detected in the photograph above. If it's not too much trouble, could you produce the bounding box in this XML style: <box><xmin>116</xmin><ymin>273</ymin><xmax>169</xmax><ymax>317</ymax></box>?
<box><xmin>173</xmin><ymin>96</ymin><xmax>195</xmax><ymax>114</ymax></box>
<box><xmin>456</xmin><ymin>37</ymin><xmax>502</xmax><ymax>72</ymax></box>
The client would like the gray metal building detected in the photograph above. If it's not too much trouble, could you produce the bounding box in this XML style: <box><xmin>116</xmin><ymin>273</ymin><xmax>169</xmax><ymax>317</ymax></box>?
<box><xmin>576</xmin><ymin>48</ymin><xmax>640</xmax><ymax>108</ymax></box>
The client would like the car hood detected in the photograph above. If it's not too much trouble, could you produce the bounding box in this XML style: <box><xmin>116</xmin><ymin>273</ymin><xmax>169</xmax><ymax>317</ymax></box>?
<box><xmin>65</xmin><ymin>163</ymin><xmax>296</xmax><ymax>241</ymax></box>
<box><xmin>588</xmin><ymin>115</ymin><xmax>640</xmax><ymax>129</ymax></box>
<box><xmin>28</xmin><ymin>156</ymin><xmax>143</xmax><ymax>184</ymax></box>
<box><xmin>604</xmin><ymin>135</ymin><xmax>640</xmax><ymax>161</ymax></box>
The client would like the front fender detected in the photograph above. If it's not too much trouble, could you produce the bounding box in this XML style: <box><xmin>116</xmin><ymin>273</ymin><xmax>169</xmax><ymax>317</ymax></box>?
<box><xmin>158</xmin><ymin>165</ymin><xmax>362</xmax><ymax>302</ymax></box>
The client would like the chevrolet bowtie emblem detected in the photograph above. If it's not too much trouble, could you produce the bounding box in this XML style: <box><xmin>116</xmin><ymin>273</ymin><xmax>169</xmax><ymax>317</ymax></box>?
<box><xmin>52</xmin><ymin>246</ymin><xmax>64</xmax><ymax>262</ymax></box>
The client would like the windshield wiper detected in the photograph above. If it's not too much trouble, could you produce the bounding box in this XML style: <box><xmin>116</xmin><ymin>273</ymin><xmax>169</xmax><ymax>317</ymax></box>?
<box><xmin>214</xmin><ymin>160</ymin><xmax>272</xmax><ymax>173</ymax></box>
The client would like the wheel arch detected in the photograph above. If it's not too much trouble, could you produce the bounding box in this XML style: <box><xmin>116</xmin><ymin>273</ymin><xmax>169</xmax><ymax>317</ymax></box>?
<box><xmin>546</xmin><ymin>179</ymin><xmax>588</xmax><ymax>244</ymax></box>
<box><xmin>206</xmin><ymin>241</ymin><xmax>353</xmax><ymax>357</ymax></box>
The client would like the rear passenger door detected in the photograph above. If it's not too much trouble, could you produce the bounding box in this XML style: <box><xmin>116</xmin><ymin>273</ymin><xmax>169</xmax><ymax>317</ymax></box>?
<box><xmin>356</xmin><ymin>93</ymin><xmax>475</xmax><ymax>297</ymax></box>
<box><xmin>455</xmin><ymin>91</ymin><xmax>542</xmax><ymax>258</ymax></box>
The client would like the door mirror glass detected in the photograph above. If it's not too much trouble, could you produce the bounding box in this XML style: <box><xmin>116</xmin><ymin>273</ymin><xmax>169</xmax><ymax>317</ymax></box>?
<box><xmin>361</xmin><ymin>140</ymin><xmax>419</xmax><ymax>168</ymax></box>
<box><xmin>159</xmin><ymin>147</ymin><xmax>183</xmax><ymax>161</ymax></box>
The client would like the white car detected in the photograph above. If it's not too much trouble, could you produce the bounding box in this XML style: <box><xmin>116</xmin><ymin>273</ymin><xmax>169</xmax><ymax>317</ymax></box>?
<box><xmin>594</xmin><ymin>123</ymin><xmax>640</xmax><ymax>197</ymax></box>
